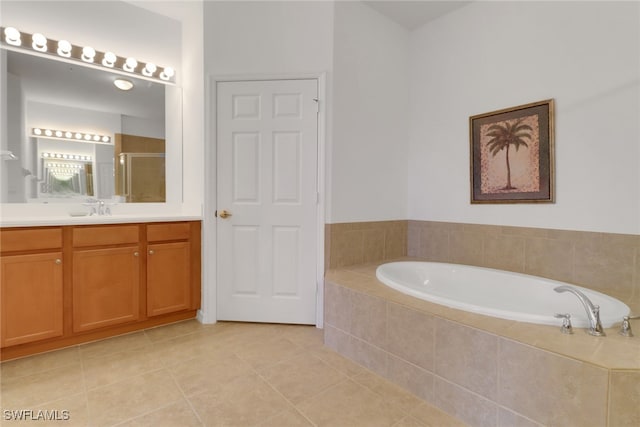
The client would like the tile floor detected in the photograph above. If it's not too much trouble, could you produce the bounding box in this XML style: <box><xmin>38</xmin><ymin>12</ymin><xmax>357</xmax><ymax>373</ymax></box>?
<box><xmin>0</xmin><ymin>320</ymin><xmax>465</xmax><ymax>427</ymax></box>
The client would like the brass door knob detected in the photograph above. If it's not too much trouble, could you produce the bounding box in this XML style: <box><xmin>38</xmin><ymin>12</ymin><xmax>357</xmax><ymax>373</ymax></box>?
<box><xmin>217</xmin><ymin>210</ymin><xmax>232</xmax><ymax>219</ymax></box>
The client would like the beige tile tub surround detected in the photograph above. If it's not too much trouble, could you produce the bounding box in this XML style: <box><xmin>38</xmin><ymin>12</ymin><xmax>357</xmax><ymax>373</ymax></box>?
<box><xmin>325</xmin><ymin>221</ymin><xmax>407</xmax><ymax>269</ymax></box>
<box><xmin>407</xmin><ymin>220</ymin><xmax>640</xmax><ymax>313</ymax></box>
<box><xmin>324</xmin><ymin>265</ymin><xmax>640</xmax><ymax>427</ymax></box>
<box><xmin>327</xmin><ymin>219</ymin><xmax>639</xmax><ymax>313</ymax></box>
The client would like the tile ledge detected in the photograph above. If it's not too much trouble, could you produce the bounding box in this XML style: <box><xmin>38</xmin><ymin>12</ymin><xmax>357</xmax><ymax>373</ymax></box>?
<box><xmin>326</xmin><ymin>259</ymin><xmax>640</xmax><ymax>371</ymax></box>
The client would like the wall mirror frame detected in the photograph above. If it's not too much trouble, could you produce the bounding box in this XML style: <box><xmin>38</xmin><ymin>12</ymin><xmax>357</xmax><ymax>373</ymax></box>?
<box><xmin>1</xmin><ymin>48</ymin><xmax>183</xmax><ymax>204</ymax></box>
<box><xmin>0</xmin><ymin>2</ymin><xmax>183</xmax><ymax>206</ymax></box>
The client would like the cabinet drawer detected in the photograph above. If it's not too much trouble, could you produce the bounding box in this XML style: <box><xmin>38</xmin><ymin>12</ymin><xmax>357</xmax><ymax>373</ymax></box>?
<box><xmin>147</xmin><ymin>222</ymin><xmax>190</xmax><ymax>242</ymax></box>
<box><xmin>73</xmin><ymin>225</ymin><xmax>139</xmax><ymax>247</ymax></box>
<box><xmin>0</xmin><ymin>228</ymin><xmax>62</xmax><ymax>252</ymax></box>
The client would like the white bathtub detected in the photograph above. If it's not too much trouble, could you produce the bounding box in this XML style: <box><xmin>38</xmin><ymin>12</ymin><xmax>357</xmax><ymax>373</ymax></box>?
<box><xmin>375</xmin><ymin>261</ymin><xmax>630</xmax><ymax>328</ymax></box>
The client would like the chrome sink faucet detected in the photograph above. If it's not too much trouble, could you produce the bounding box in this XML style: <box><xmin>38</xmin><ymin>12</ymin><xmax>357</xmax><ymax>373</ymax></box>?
<box><xmin>554</xmin><ymin>285</ymin><xmax>605</xmax><ymax>336</ymax></box>
<box><xmin>86</xmin><ymin>198</ymin><xmax>111</xmax><ymax>216</ymax></box>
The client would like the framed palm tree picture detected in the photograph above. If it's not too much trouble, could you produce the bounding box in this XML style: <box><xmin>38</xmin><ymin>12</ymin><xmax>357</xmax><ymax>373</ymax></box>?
<box><xmin>470</xmin><ymin>99</ymin><xmax>555</xmax><ymax>203</ymax></box>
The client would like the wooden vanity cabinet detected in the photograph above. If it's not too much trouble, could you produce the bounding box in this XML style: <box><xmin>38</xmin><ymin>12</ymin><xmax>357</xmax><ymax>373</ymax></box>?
<box><xmin>72</xmin><ymin>225</ymin><xmax>140</xmax><ymax>332</ymax></box>
<box><xmin>147</xmin><ymin>222</ymin><xmax>192</xmax><ymax>316</ymax></box>
<box><xmin>0</xmin><ymin>221</ymin><xmax>201</xmax><ymax>360</ymax></box>
<box><xmin>1</xmin><ymin>253</ymin><xmax>64</xmax><ymax>347</ymax></box>
<box><xmin>0</xmin><ymin>228</ymin><xmax>64</xmax><ymax>348</ymax></box>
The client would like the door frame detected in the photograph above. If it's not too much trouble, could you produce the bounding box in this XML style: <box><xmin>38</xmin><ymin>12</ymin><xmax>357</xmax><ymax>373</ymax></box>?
<box><xmin>201</xmin><ymin>72</ymin><xmax>327</xmax><ymax>327</ymax></box>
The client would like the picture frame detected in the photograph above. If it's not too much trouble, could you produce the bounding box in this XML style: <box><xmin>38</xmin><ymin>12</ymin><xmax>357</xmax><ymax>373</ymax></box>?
<box><xmin>469</xmin><ymin>99</ymin><xmax>555</xmax><ymax>204</ymax></box>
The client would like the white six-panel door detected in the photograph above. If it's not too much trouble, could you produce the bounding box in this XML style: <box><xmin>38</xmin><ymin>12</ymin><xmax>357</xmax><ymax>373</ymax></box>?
<box><xmin>216</xmin><ymin>79</ymin><xmax>318</xmax><ymax>324</ymax></box>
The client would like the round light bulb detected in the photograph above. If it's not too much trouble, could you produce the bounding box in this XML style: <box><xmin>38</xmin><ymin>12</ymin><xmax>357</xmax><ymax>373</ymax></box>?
<box><xmin>102</xmin><ymin>136</ymin><xmax>110</xmax><ymax>143</ymax></box>
<box><xmin>142</xmin><ymin>62</ymin><xmax>157</xmax><ymax>77</ymax></box>
<box><xmin>65</xmin><ymin>131</ymin><xmax>72</xmax><ymax>138</ymax></box>
<box><xmin>44</xmin><ymin>129</ymin><xmax>53</xmax><ymax>137</ymax></box>
<box><xmin>42</xmin><ymin>152</ymin><xmax>49</xmax><ymax>158</ymax></box>
<box><xmin>75</xmin><ymin>133</ymin><xmax>82</xmax><ymax>139</ymax></box>
<box><xmin>93</xmin><ymin>135</ymin><xmax>100</xmax><ymax>141</ymax></box>
<box><xmin>102</xmin><ymin>51</ymin><xmax>116</xmax><ymax>67</ymax></box>
<box><xmin>160</xmin><ymin>67</ymin><xmax>175</xmax><ymax>81</ymax></box>
<box><xmin>32</xmin><ymin>33</ymin><xmax>48</xmax><ymax>52</ymax></box>
<box><xmin>55</xmin><ymin>130</ymin><xmax>63</xmax><ymax>137</ymax></box>
<box><xmin>4</xmin><ymin>27</ymin><xmax>21</xmax><ymax>46</ymax></box>
<box><xmin>123</xmin><ymin>57</ymin><xmax>138</xmax><ymax>72</ymax></box>
<box><xmin>84</xmin><ymin>134</ymin><xmax>92</xmax><ymax>141</ymax></box>
<box><xmin>57</xmin><ymin>40</ymin><xmax>72</xmax><ymax>57</ymax></box>
<box><xmin>33</xmin><ymin>128</ymin><xmax>42</xmax><ymax>135</ymax></box>
<box><xmin>82</xmin><ymin>46</ymin><xmax>96</xmax><ymax>62</ymax></box>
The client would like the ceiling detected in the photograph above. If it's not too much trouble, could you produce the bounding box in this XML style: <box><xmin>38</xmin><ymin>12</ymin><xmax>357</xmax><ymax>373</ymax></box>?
<box><xmin>7</xmin><ymin>50</ymin><xmax>165</xmax><ymax>121</ymax></box>
<box><xmin>363</xmin><ymin>0</ymin><xmax>473</xmax><ymax>30</ymax></box>
<box><xmin>5</xmin><ymin>1</ymin><xmax>472</xmax><ymax>121</ymax></box>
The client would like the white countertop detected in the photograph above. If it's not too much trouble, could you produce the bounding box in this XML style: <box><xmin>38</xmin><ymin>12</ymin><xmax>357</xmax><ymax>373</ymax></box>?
<box><xmin>0</xmin><ymin>203</ymin><xmax>203</xmax><ymax>227</ymax></box>
<box><xmin>0</xmin><ymin>214</ymin><xmax>202</xmax><ymax>227</ymax></box>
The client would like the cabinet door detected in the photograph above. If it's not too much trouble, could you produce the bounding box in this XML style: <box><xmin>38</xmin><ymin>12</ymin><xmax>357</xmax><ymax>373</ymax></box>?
<box><xmin>1</xmin><ymin>253</ymin><xmax>63</xmax><ymax>347</ymax></box>
<box><xmin>73</xmin><ymin>247</ymin><xmax>140</xmax><ymax>332</ymax></box>
<box><xmin>147</xmin><ymin>242</ymin><xmax>190</xmax><ymax>316</ymax></box>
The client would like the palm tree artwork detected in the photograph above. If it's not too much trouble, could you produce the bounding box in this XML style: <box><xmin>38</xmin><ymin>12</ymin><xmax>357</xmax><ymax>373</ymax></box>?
<box><xmin>484</xmin><ymin>119</ymin><xmax>533</xmax><ymax>190</ymax></box>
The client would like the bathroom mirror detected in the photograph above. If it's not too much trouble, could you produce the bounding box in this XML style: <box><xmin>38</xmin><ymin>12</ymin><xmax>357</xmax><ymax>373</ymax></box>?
<box><xmin>1</xmin><ymin>49</ymin><xmax>181</xmax><ymax>203</ymax></box>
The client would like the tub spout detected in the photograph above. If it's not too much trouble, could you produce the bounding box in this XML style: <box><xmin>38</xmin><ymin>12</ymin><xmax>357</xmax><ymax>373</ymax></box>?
<box><xmin>554</xmin><ymin>285</ymin><xmax>605</xmax><ymax>336</ymax></box>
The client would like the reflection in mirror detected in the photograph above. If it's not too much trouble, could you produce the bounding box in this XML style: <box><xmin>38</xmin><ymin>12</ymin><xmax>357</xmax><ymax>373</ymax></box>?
<box><xmin>1</xmin><ymin>49</ymin><xmax>176</xmax><ymax>203</ymax></box>
<box><xmin>39</xmin><ymin>142</ymin><xmax>95</xmax><ymax>199</ymax></box>
<box><xmin>118</xmin><ymin>149</ymin><xmax>165</xmax><ymax>202</ymax></box>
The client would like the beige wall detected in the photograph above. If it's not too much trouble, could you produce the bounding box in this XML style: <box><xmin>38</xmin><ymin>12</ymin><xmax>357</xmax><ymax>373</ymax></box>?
<box><xmin>408</xmin><ymin>1</ymin><xmax>640</xmax><ymax>235</ymax></box>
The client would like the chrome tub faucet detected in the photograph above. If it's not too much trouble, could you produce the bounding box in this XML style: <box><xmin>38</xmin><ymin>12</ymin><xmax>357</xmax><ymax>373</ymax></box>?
<box><xmin>554</xmin><ymin>285</ymin><xmax>605</xmax><ymax>336</ymax></box>
<box><xmin>619</xmin><ymin>315</ymin><xmax>640</xmax><ymax>337</ymax></box>
<box><xmin>554</xmin><ymin>313</ymin><xmax>573</xmax><ymax>334</ymax></box>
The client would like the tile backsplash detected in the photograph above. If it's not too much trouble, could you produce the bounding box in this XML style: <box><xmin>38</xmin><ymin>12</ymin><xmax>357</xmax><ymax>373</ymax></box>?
<box><xmin>326</xmin><ymin>220</ymin><xmax>639</xmax><ymax>311</ymax></box>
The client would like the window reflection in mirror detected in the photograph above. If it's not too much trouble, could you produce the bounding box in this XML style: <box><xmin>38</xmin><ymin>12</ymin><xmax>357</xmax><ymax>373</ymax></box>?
<box><xmin>1</xmin><ymin>49</ymin><xmax>174</xmax><ymax>203</ymax></box>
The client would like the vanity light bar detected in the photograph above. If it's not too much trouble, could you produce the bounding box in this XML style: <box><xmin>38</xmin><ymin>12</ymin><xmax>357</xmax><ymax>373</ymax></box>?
<box><xmin>1</xmin><ymin>27</ymin><xmax>175</xmax><ymax>84</ymax></box>
<box><xmin>45</xmin><ymin>163</ymin><xmax>84</xmax><ymax>169</ymax></box>
<box><xmin>42</xmin><ymin>152</ymin><xmax>92</xmax><ymax>161</ymax></box>
<box><xmin>32</xmin><ymin>128</ymin><xmax>111</xmax><ymax>144</ymax></box>
<box><xmin>49</xmin><ymin>169</ymin><xmax>77</xmax><ymax>178</ymax></box>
